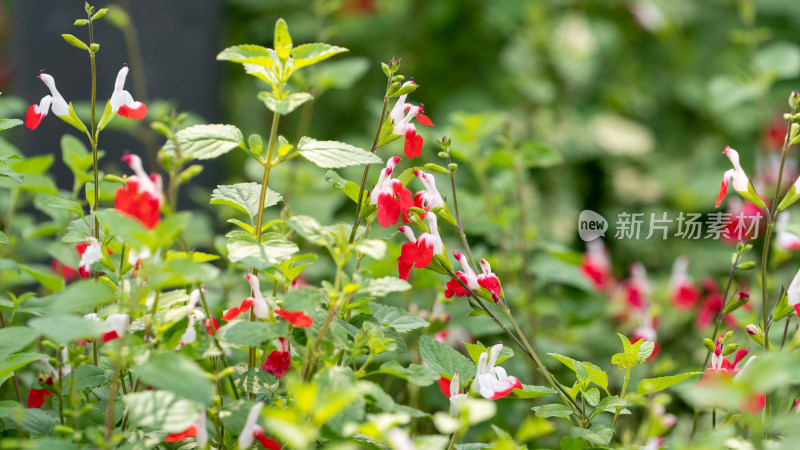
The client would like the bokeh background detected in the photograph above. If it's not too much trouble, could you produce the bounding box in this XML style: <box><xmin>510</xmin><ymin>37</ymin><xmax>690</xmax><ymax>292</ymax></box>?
<box><xmin>3</xmin><ymin>0</ymin><xmax>800</xmax><ymax>445</ymax></box>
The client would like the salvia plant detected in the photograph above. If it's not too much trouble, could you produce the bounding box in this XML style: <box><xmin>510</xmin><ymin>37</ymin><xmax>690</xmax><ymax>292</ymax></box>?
<box><xmin>5</xmin><ymin>3</ymin><xmax>800</xmax><ymax>450</ymax></box>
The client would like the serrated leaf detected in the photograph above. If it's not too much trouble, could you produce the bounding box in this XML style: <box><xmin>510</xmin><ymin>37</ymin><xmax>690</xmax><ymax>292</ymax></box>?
<box><xmin>611</xmin><ymin>352</ymin><xmax>638</xmax><ymax>369</ymax></box>
<box><xmin>232</xmin><ymin>363</ymin><xmax>279</xmax><ymax>394</ymax></box>
<box><xmin>0</xmin><ymin>119</ymin><xmax>22</xmax><ymax>131</ymax></box>
<box><xmin>532</xmin><ymin>404</ymin><xmax>573</xmax><ymax>418</ymax></box>
<box><xmin>41</xmin><ymin>279</ymin><xmax>114</xmax><ymax>313</ymax></box>
<box><xmin>419</xmin><ymin>336</ymin><xmax>476</xmax><ymax>380</ymax></box>
<box><xmin>274</xmin><ymin>18</ymin><xmax>293</xmax><ymax>61</ymax></box>
<box><xmin>161</xmin><ymin>124</ymin><xmax>243</xmax><ymax>161</ymax></box>
<box><xmin>513</xmin><ymin>384</ymin><xmax>556</xmax><ymax>399</ymax></box>
<box><xmin>0</xmin><ymin>353</ymin><xmax>49</xmax><ymax>380</ymax></box>
<box><xmin>135</xmin><ymin>353</ymin><xmax>214</xmax><ymax>405</ymax></box>
<box><xmin>0</xmin><ymin>231</ymin><xmax>7</xmax><ymax>244</ymax></box>
<box><xmin>72</xmin><ymin>364</ymin><xmax>106</xmax><ymax>390</ymax></box>
<box><xmin>0</xmin><ymin>327</ymin><xmax>41</xmax><ymax>362</ymax></box>
<box><xmin>41</xmin><ymin>196</ymin><xmax>83</xmax><ymax>217</ymax></box>
<box><xmin>217</xmin><ymin>320</ymin><xmax>286</xmax><ymax>348</ymax></box>
<box><xmin>324</xmin><ymin>170</ymin><xmax>362</xmax><ymax>203</ymax></box>
<box><xmin>570</xmin><ymin>424</ymin><xmax>613</xmax><ymax>446</ymax></box>
<box><xmin>258</xmin><ymin>91</ymin><xmax>314</xmax><ymax>115</ymax></box>
<box><xmin>370</xmin><ymin>303</ymin><xmax>429</xmax><ymax>333</ymax></box>
<box><xmin>297</xmin><ymin>137</ymin><xmax>381</xmax><ymax>169</ymax></box>
<box><xmin>548</xmin><ymin>353</ymin><xmax>608</xmax><ymax>390</ymax></box>
<box><xmin>123</xmin><ymin>390</ymin><xmax>202</xmax><ymax>433</ymax></box>
<box><xmin>637</xmin><ymin>372</ymin><xmax>702</xmax><ymax>395</ymax></box>
<box><xmin>28</xmin><ymin>315</ymin><xmax>107</xmax><ymax>344</ymax></box>
<box><xmin>226</xmin><ymin>231</ymin><xmax>298</xmax><ymax>269</ymax></box>
<box><xmin>292</xmin><ymin>43</ymin><xmax>348</xmax><ymax>70</ymax></box>
<box><xmin>355</xmin><ymin>239</ymin><xmax>387</xmax><ymax>260</ymax></box>
<box><xmin>211</xmin><ymin>182</ymin><xmax>282</xmax><ymax>220</ymax></box>
<box><xmin>594</xmin><ymin>395</ymin><xmax>630</xmax><ymax>412</ymax></box>
<box><xmin>377</xmin><ymin>361</ymin><xmax>440</xmax><ymax>386</ymax></box>
<box><xmin>359</xmin><ymin>277</ymin><xmax>411</xmax><ymax>297</ymax></box>
<box><xmin>217</xmin><ymin>44</ymin><xmax>277</xmax><ymax>67</ymax></box>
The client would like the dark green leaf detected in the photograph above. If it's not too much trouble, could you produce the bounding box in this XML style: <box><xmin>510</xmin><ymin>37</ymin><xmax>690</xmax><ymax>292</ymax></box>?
<box><xmin>297</xmin><ymin>137</ymin><xmax>381</xmax><ymax>169</ymax></box>
<box><xmin>135</xmin><ymin>353</ymin><xmax>214</xmax><ymax>404</ymax></box>
<box><xmin>211</xmin><ymin>183</ymin><xmax>282</xmax><ymax>220</ymax></box>
<box><xmin>419</xmin><ymin>336</ymin><xmax>476</xmax><ymax>380</ymax></box>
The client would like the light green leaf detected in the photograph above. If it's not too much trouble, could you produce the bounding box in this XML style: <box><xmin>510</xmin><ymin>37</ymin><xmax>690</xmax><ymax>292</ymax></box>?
<box><xmin>637</xmin><ymin>372</ymin><xmax>702</xmax><ymax>395</ymax></box>
<box><xmin>0</xmin><ymin>353</ymin><xmax>49</xmax><ymax>380</ymax></box>
<box><xmin>756</xmin><ymin>41</ymin><xmax>800</xmax><ymax>80</ymax></box>
<box><xmin>258</xmin><ymin>91</ymin><xmax>314</xmax><ymax>115</ymax></box>
<box><xmin>513</xmin><ymin>384</ymin><xmax>556</xmax><ymax>399</ymax></box>
<box><xmin>217</xmin><ymin>320</ymin><xmax>286</xmax><ymax>348</ymax></box>
<box><xmin>210</xmin><ymin>182</ymin><xmax>282</xmax><ymax>220</ymax></box>
<box><xmin>419</xmin><ymin>336</ymin><xmax>476</xmax><ymax>380</ymax></box>
<box><xmin>570</xmin><ymin>424</ymin><xmax>613</xmax><ymax>446</ymax></box>
<box><xmin>161</xmin><ymin>124</ymin><xmax>243</xmax><ymax>161</ymax></box>
<box><xmin>548</xmin><ymin>353</ymin><xmax>608</xmax><ymax>390</ymax></box>
<box><xmin>583</xmin><ymin>388</ymin><xmax>600</xmax><ymax>406</ymax></box>
<box><xmin>274</xmin><ymin>18</ymin><xmax>293</xmax><ymax>61</ymax></box>
<box><xmin>359</xmin><ymin>277</ymin><xmax>411</xmax><ymax>297</ymax></box>
<box><xmin>464</xmin><ymin>342</ymin><xmax>514</xmax><ymax>366</ymax></box>
<box><xmin>226</xmin><ymin>231</ymin><xmax>299</xmax><ymax>269</ymax></box>
<box><xmin>0</xmin><ymin>327</ymin><xmax>41</xmax><ymax>362</ymax></box>
<box><xmin>370</xmin><ymin>303</ymin><xmax>429</xmax><ymax>333</ymax></box>
<box><xmin>232</xmin><ymin>363</ymin><xmax>279</xmax><ymax>394</ymax></box>
<box><xmin>42</xmin><ymin>196</ymin><xmax>84</xmax><ymax>217</ymax></box>
<box><xmin>594</xmin><ymin>395</ymin><xmax>630</xmax><ymax>412</ymax></box>
<box><xmin>377</xmin><ymin>361</ymin><xmax>440</xmax><ymax>386</ymax></box>
<box><xmin>292</xmin><ymin>43</ymin><xmax>348</xmax><ymax>70</ymax></box>
<box><xmin>72</xmin><ymin>364</ymin><xmax>106</xmax><ymax>390</ymax></box>
<box><xmin>520</xmin><ymin>141</ymin><xmax>563</xmax><ymax>168</ymax></box>
<box><xmin>216</xmin><ymin>44</ymin><xmax>277</xmax><ymax>67</ymax></box>
<box><xmin>123</xmin><ymin>390</ymin><xmax>202</xmax><ymax>433</ymax></box>
<box><xmin>135</xmin><ymin>353</ymin><xmax>214</xmax><ymax>405</ymax></box>
<box><xmin>41</xmin><ymin>279</ymin><xmax>115</xmax><ymax>313</ymax></box>
<box><xmin>324</xmin><ymin>170</ymin><xmax>362</xmax><ymax>203</ymax></box>
<box><xmin>355</xmin><ymin>239</ymin><xmax>387</xmax><ymax>260</ymax></box>
<box><xmin>532</xmin><ymin>404</ymin><xmax>573</xmax><ymax>418</ymax></box>
<box><xmin>0</xmin><ymin>119</ymin><xmax>22</xmax><ymax>131</ymax></box>
<box><xmin>97</xmin><ymin>209</ymin><xmax>153</xmax><ymax>250</ymax></box>
<box><xmin>297</xmin><ymin>137</ymin><xmax>381</xmax><ymax>169</ymax></box>
<box><xmin>18</xmin><ymin>264</ymin><xmax>65</xmax><ymax>292</ymax></box>
<box><xmin>61</xmin><ymin>33</ymin><xmax>89</xmax><ymax>51</ymax></box>
<box><xmin>28</xmin><ymin>315</ymin><xmax>107</xmax><ymax>344</ymax></box>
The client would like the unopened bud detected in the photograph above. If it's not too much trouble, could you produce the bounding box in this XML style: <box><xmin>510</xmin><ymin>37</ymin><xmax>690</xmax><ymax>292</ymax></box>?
<box><xmin>448</xmin><ymin>163</ymin><xmax>458</xmax><ymax>173</ymax></box>
<box><xmin>746</xmin><ymin>324</ymin><xmax>760</xmax><ymax>335</ymax></box>
<box><xmin>790</xmin><ymin>90</ymin><xmax>800</xmax><ymax>108</ymax></box>
<box><xmin>737</xmin><ymin>261</ymin><xmax>756</xmax><ymax>270</ymax></box>
<box><xmin>722</xmin><ymin>344</ymin><xmax>738</xmax><ymax>356</ymax></box>
<box><xmin>702</xmin><ymin>338</ymin><xmax>715</xmax><ymax>352</ymax></box>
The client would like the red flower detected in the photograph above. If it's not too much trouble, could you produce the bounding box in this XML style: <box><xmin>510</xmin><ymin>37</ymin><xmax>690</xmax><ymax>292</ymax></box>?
<box><xmin>389</xmin><ymin>80</ymin><xmax>434</xmax><ymax>159</ymax></box>
<box><xmin>397</xmin><ymin>217</ymin><xmax>442</xmax><ymax>280</ymax></box>
<box><xmin>631</xmin><ymin>325</ymin><xmax>659</xmax><ymax>361</ymax></box>
<box><xmin>376</xmin><ymin>180</ymin><xmax>414</xmax><ymax>227</ymax></box>
<box><xmin>274</xmin><ymin>309</ymin><xmax>313</xmax><ymax>328</ymax></box>
<box><xmin>695</xmin><ymin>341</ymin><xmax>764</xmax><ymax>414</ymax></box>
<box><xmin>204</xmin><ymin>317</ymin><xmax>219</xmax><ymax>335</ymax></box>
<box><xmin>165</xmin><ymin>425</ymin><xmax>197</xmax><ymax>442</ymax></box>
<box><xmin>222</xmin><ymin>298</ymin><xmax>254</xmax><ymax>321</ymax></box>
<box><xmin>438</xmin><ymin>376</ymin><xmax>451</xmax><ymax>397</ymax></box>
<box><xmin>110</xmin><ymin>66</ymin><xmax>147</xmax><ymax>120</ymax></box>
<box><xmin>27</xmin><ymin>387</ymin><xmax>53</xmax><ymax>408</ymax></box>
<box><xmin>50</xmin><ymin>258</ymin><xmax>78</xmax><ymax>282</ymax></box>
<box><xmin>262</xmin><ymin>338</ymin><xmax>291</xmax><ymax>378</ymax></box>
<box><xmin>669</xmin><ymin>256</ymin><xmax>699</xmax><ymax>309</ymax></box>
<box><xmin>476</xmin><ymin>259</ymin><xmax>502</xmax><ymax>301</ymax></box>
<box><xmin>580</xmin><ymin>239</ymin><xmax>612</xmax><ymax>291</ymax></box>
<box><xmin>115</xmin><ymin>154</ymin><xmax>163</xmax><ymax>229</ymax></box>
<box><xmin>444</xmin><ymin>274</ymin><xmax>470</xmax><ymax>298</ymax></box>
<box><xmin>25</xmin><ymin>72</ymin><xmax>69</xmax><ymax>130</ymax></box>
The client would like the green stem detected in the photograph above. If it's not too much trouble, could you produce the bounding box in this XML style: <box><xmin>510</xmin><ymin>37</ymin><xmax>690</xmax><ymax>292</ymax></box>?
<box><xmin>611</xmin><ymin>368</ymin><xmax>630</xmax><ymax>426</ymax></box>
<box><xmin>446</xmin><ymin>154</ymin><xmax>477</xmax><ymax>269</ymax></box>
<box><xmin>301</xmin><ymin>262</ymin><xmax>343</xmax><ymax>380</ymax></box>
<box><xmin>198</xmin><ymin>290</ymin><xmax>240</xmax><ymax>400</ymax></box>
<box><xmin>0</xmin><ymin>312</ymin><xmax>23</xmax><ymax>405</ymax></box>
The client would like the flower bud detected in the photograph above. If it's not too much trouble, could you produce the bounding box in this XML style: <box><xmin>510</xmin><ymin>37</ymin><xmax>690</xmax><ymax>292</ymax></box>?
<box><xmin>790</xmin><ymin>90</ymin><xmax>800</xmax><ymax>108</ymax></box>
<box><xmin>746</xmin><ymin>324</ymin><xmax>759</xmax><ymax>335</ymax></box>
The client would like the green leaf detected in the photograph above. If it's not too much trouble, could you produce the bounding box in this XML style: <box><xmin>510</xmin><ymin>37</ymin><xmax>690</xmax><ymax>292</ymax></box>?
<box><xmin>226</xmin><ymin>231</ymin><xmax>299</xmax><ymax>269</ymax></box>
<box><xmin>370</xmin><ymin>303</ymin><xmax>429</xmax><ymax>333</ymax></box>
<box><xmin>97</xmin><ymin>209</ymin><xmax>153</xmax><ymax>250</ymax></box>
<box><xmin>258</xmin><ymin>91</ymin><xmax>314</xmax><ymax>115</ymax></box>
<box><xmin>637</xmin><ymin>340</ymin><xmax>655</xmax><ymax>363</ymax></box>
<box><xmin>61</xmin><ymin>33</ymin><xmax>89</xmax><ymax>51</ymax></box>
<box><xmin>513</xmin><ymin>384</ymin><xmax>556</xmax><ymax>398</ymax></box>
<box><xmin>325</xmin><ymin>170</ymin><xmax>362</xmax><ymax>203</ymax></box>
<box><xmin>123</xmin><ymin>390</ymin><xmax>202</xmax><ymax>433</ymax></box>
<box><xmin>0</xmin><ymin>119</ymin><xmax>22</xmax><ymax>131</ymax></box>
<box><xmin>359</xmin><ymin>277</ymin><xmax>411</xmax><ymax>297</ymax></box>
<box><xmin>570</xmin><ymin>424</ymin><xmax>613</xmax><ymax>446</ymax></box>
<box><xmin>216</xmin><ymin>44</ymin><xmax>276</xmax><ymax>67</ymax></box>
<box><xmin>44</xmin><ymin>279</ymin><xmax>116</xmax><ymax>313</ymax></box>
<box><xmin>210</xmin><ymin>183</ymin><xmax>282</xmax><ymax>220</ymax></box>
<box><xmin>135</xmin><ymin>353</ymin><xmax>214</xmax><ymax>405</ymax></box>
<box><xmin>0</xmin><ymin>327</ymin><xmax>41</xmax><ymax>362</ymax></box>
<box><xmin>160</xmin><ymin>124</ymin><xmax>244</xmax><ymax>161</ymax></box>
<box><xmin>355</xmin><ymin>239</ymin><xmax>387</xmax><ymax>260</ymax></box>
<box><xmin>548</xmin><ymin>353</ymin><xmax>608</xmax><ymax>390</ymax></box>
<box><xmin>297</xmin><ymin>137</ymin><xmax>382</xmax><ymax>169</ymax></box>
<box><xmin>61</xmin><ymin>135</ymin><xmax>93</xmax><ymax>181</ymax></box>
<box><xmin>232</xmin><ymin>363</ymin><xmax>279</xmax><ymax>394</ymax></box>
<box><xmin>594</xmin><ymin>395</ymin><xmax>631</xmax><ymax>412</ymax></box>
<box><xmin>532</xmin><ymin>404</ymin><xmax>573</xmax><ymax>418</ymax></box>
<box><xmin>611</xmin><ymin>352</ymin><xmax>638</xmax><ymax>369</ymax></box>
<box><xmin>41</xmin><ymin>196</ymin><xmax>83</xmax><ymax>217</ymax></box>
<box><xmin>292</xmin><ymin>43</ymin><xmax>348</xmax><ymax>70</ymax></box>
<box><xmin>377</xmin><ymin>361</ymin><xmax>440</xmax><ymax>386</ymax></box>
<box><xmin>560</xmin><ymin>436</ymin><xmax>587</xmax><ymax>450</ymax></box>
<box><xmin>520</xmin><ymin>141</ymin><xmax>563</xmax><ymax>168</ymax></box>
<box><xmin>28</xmin><ymin>315</ymin><xmax>107</xmax><ymax>345</ymax></box>
<box><xmin>756</xmin><ymin>41</ymin><xmax>800</xmax><ymax>80</ymax></box>
<box><xmin>583</xmin><ymin>388</ymin><xmax>600</xmax><ymax>406</ymax></box>
<box><xmin>0</xmin><ymin>353</ymin><xmax>49</xmax><ymax>380</ymax></box>
<box><xmin>464</xmin><ymin>342</ymin><xmax>514</xmax><ymax>366</ymax></box>
<box><xmin>274</xmin><ymin>18</ymin><xmax>293</xmax><ymax>61</ymax></box>
<box><xmin>72</xmin><ymin>364</ymin><xmax>106</xmax><ymax>390</ymax></box>
<box><xmin>0</xmin><ymin>165</ymin><xmax>23</xmax><ymax>184</ymax></box>
<box><xmin>18</xmin><ymin>264</ymin><xmax>65</xmax><ymax>292</ymax></box>
<box><xmin>419</xmin><ymin>336</ymin><xmax>476</xmax><ymax>380</ymax></box>
<box><xmin>637</xmin><ymin>372</ymin><xmax>702</xmax><ymax>395</ymax></box>
<box><xmin>0</xmin><ymin>230</ymin><xmax>7</xmax><ymax>244</ymax></box>
<box><xmin>217</xmin><ymin>320</ymin><xmax>286</xmax><ymax>348</ymax></box>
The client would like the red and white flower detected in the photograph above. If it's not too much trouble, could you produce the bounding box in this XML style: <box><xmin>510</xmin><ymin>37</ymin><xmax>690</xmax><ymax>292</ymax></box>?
<box><xmin>165</xmin><ymin>410</ymin><xmax>207</xmax><ymax>447</ymax></box>
<box><xmin>697</xmin><ymin>342</ymin><xmax>764</xmax><ymax>414</ymax></box>
<box><xmin>239</xmin><ymin>402</ymin><xmax>280</xmax><ymax>449</ymax></box>
<box><xmin>631</xmin><ymin>322</ymin><xmax>659</xmax><ymax>361</ymax></box>
<box><xmin>624</xmin><ymin>263</ymin><xmax>651</xmax><ymax>311</ymax></box>
<box><xmin>116</xmin><ymin>154</ymin><xmax>163</xmax><ymax>229</ymax></box>
<box><xmin>397</xmin><ymin>213</ymin><xmax>443</xmax><ymax>280</ymax></box>
<box><xmin>787</xmin><ymin>267</ymin><xmax>800</xmax><ymax>317</ymax></box>
<box><xmin>110</xmin><ymin>65</ymin><xmax>147</xmax><ymax>120</ymax></box>
<box><xmin>580</xmin><ymin>239</ymin><xmax>612</xmax><ymax>291</ymax></box>
<box><xmin>445</xmin><ymin>252</ymin><xmax>480</xmax><ymax>299</ymax></box>
<box><xmin>471</xmin><ymin>343</ymin><xmax>521</xmax><ymax>400</ymax></box>
<box><xmin>76</xmin><ymin>237</ymin><xmax>103</xmax><ymax>278</ymax></box>
<box><xmin>448</xmin><ymin>371</ymin><xmax>467</xmax><ymax>416</ymax></box>
<box><xmin>223</xmin><ymin>274</ymin><xmax>270</xmax><ymax>321</ymax></box>
<box><xmin>717</xmin><ymin>146</ymin><xmax>766</xmax><ymax>210</ymax></box>
<box><xmin>261</xmin><ymin>337</ymin><xmax>291</xmax><ymax>378</ymax></box>
<box><xmin>668</xmin><ymin>256</ymin><xmax>699</xmax><ymax>309</ymax></box>
<box><xmin>413</xmin><ymin>170</ymin><xmax>444</xmax><ymax>211</ymax></box>
<box><xmin>389</xmin><ymin>80</ymin><xmax>434</xmax><ymax>159</ymax></box>
<box><xmin>371</xmin><ymin>157</ymin><xmax>413</xmax><ymax>227</ymax></box>
<box><xmin>85</xmin><ymin>313</ymin><xmax>130</xmax><ymax>343</ymax></box>
<box><xmin>477</xmin><ymin>259</ymin><xmax>503</xmax><ymax>301</ymax></box>
<box><xmin>25</xmin><ymin>72</ymin><xmax>70</xmax><ymax>130</ymax></box>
